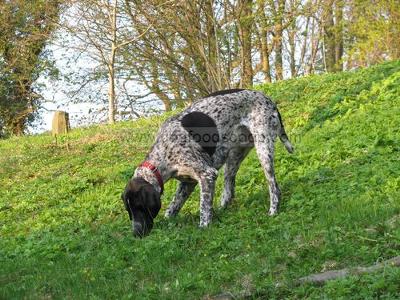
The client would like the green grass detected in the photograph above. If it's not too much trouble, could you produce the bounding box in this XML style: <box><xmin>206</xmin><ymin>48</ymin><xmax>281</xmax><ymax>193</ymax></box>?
<box><xmin>1</xmin><ymin>60</ymin><xmax>400</xmax><ymax>299</ymax></box>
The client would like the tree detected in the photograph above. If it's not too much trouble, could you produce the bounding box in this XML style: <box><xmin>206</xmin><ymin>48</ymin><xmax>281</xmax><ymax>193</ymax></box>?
<box><xmin>334</xmin><ymin>0</ymin><xmax>344</xmax><ymax>71</ymax></box>
<box><xmin>345</xmin><ymin>0</ymin><xmax>400</xmax><ymax>68</ymax></box>
<box><xmin>59</xmin><ymin>0</ymin><xmax>136</xmax><ymax>124</ymax></box>
<box><xmin>120</xmin><ymin>1</ymin><xmax>212</xmax><ymax>107</ymax></box>
<box><xmin>322</xmin><ymin>0</ymin><xmax>336</xmax><ymax>72</ymax></box>
<box><xmin>237</xmin><ymin>0</ymin><xmax>254</xmax><ymax>87</ymax></box>
<box><xmin>32</xmin><ymin>0</ymin><xmax>400</xmax><ymax>131</ymax></box>
<box><xmin>0</xmin><ymin>0</ymin><xmax>61</xmax><ymax>136</ymax></box>
<box><xmin>122</xmin><ymin>0</ymin><xmax>236</xmax><ymax>104</ymax></box>
<box><xmin>273</xmin><ymin>0</ymin><xmax>286</xmax><ymax>80</ymax></box>
<box><xmin>255</xmin><ymin>0</ymin><xmax>273</xmax><ymax>82</ymax></box>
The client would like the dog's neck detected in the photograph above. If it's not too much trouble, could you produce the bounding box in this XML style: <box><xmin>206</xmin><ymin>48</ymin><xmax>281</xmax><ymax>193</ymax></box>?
<box><xmin>133</xmin><ymin>161</ymin><xmax>169</xmax><ymax>195</ymax></box>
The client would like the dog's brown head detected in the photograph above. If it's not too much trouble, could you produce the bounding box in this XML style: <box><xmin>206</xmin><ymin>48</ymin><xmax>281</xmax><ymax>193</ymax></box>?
<box><xmin>121</xmin><ymin>178</ymin><xmax>161</xmax><ymax>238</ymax></box>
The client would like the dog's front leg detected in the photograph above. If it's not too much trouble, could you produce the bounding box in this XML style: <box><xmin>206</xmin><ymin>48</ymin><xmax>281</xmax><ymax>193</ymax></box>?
<box><xmin>165</xmin><ymin>181</ymin><xmax>197</xmax><ymax>218</ymax></box>
<box><xmin>198</xmin><ymin>168</ymin><xmax>218</xmax><ymax>227</ymax></box>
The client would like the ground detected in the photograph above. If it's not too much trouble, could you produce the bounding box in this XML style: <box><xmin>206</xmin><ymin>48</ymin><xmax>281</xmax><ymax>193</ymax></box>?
<box><xmin>1</xmin><ymin>60</ymin><xmax>400</xmax><ymax>299</ymax></box>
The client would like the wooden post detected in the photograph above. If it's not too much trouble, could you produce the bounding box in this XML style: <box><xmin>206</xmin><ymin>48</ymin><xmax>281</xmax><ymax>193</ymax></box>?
<box><xmin>52</xmin><ymin>111</ymin><xmax>70</xmax><ymax>136</ymax></box>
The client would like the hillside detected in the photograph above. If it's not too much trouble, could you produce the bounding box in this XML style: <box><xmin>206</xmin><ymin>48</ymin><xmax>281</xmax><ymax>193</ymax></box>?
<box><xmin>1</xmin><ymin>61</ymin><xmax>400</xmax><ymax>299</ymax></box>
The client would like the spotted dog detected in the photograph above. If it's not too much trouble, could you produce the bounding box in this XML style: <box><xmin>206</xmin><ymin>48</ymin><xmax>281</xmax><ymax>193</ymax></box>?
<box><xmin>122</xmin><ymin>89</ymin><xmax>294</xmax><ymax>237</ymax></box>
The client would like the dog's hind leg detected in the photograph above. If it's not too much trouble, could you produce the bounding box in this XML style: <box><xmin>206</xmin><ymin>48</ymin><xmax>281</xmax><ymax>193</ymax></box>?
<box><xmin>165</xmin><ymin>182</ymin><xmax>197</xmax><ymax>218</ymax></box>
<box><xmin>255</xmin><ymin>139</ymin><xmax>281</xmax><ymax>215</ymax></box>
<box><xmin>220</xmin><ymin>147</ymin><xmax>250</xmax><ymax>208</ymax></box>
<box><xmin>249</xmin><ymin>114</ymin><xmax>281</xmax><ymax>216</ymax></box>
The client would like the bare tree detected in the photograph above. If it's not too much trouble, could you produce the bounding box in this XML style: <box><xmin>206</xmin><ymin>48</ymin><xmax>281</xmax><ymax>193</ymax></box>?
<box><xmin>39</xmin><ymin>0</ymin><xmax>400</xmax><ymax>130</ymax></box>
<box><xmin>58</xmin><ymin>0</ymin><xmax>153</xmax><ymax>124</ymax></box>
<box><xmin>122</xmin><ymin>0</ymin><xmax>249</xmax><ymax>107</ymax></box>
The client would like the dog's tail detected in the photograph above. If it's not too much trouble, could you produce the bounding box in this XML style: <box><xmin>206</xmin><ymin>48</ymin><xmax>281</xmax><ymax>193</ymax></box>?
<box><xmin>277</xmin><ymin>111</ymin><xmax>294</xmax><ymax>153</ymax></box>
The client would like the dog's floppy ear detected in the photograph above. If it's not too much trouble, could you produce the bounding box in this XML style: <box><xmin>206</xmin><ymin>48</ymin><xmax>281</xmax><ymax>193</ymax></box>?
<box><xmin>121</xmin><ymin>179</ymin><xmax>143</xmax><ymax>221</ymax></box>
<box><xmin>139</xmin><ymin>183</ymin><xmax>161</xmax><ymax>219</ymax></box>
<box><xmin>121</xmin><ymin>191</ymin><xmax>132</xmax><ymax>220</ymax></box>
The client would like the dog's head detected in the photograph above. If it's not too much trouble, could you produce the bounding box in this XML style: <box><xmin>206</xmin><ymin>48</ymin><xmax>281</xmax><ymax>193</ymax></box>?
<box><xmin>121</xmin><ymin>178</ymin><xmax>161</xmax><ymax>238</ymax></box>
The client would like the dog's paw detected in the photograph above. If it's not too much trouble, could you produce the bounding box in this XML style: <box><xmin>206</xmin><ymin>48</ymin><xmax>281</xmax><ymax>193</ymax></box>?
<box><xmin>268</xmin><ymin>208</ymin><xmax>278</xmax><ymax>216</ymax></box>
<box><xmin>199</xmin><ymin>218</ymin><xmax>211</xmax><ymax>228</ymax></box>
<box><xmin>220</xmin><ymin>196</ymin><xmax>232</xmax><ymax>209</ymax></box>
<box><xmin>204</xmin><ymin>168</ymin><xmax>218</xmax><ymax>182</ymax></box>
<box><xmin>164</xmin><ymin>209</ymin><xmax>177</xmax><ymax>218</ymax></box>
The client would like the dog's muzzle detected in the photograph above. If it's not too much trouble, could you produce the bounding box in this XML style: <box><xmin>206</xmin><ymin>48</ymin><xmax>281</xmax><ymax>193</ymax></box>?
<box><xmin>132</xmin><ymin>211</ymin><xmax>154</xmax><ymax>238</ymax></box>
<box><xmin>132</xmin><ymin>221</ymin><xmax>144</xmax><ymax>237</ymax></box>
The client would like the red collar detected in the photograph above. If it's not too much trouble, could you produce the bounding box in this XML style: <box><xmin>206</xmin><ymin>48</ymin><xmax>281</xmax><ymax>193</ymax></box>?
<box><xmin>139</xmin><ymin>161</ymin><xmax>164</xmax><ymax>195</ymax></box>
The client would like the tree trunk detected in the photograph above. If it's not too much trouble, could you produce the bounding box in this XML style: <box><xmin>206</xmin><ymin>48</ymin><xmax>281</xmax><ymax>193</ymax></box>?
<box><xmin>238</xmin><ymin>0</ymin><xmax>253</xmax><ymax>87</ymax></box>
<box><xmin>334</xmin><ymin>0</ymin><xmax>344</xmax><ymax>71</ymax></box>
<box><xmin>323</xmin><ymin>0</ymin><xmax>336</xmax><ymax>72</ymax></box>
<box><xmin>205</xmin><ymin>0</ymin><xmax>219</xmax><ymax>91</ymax></box>
<box><xmin>260</xmin><ymin>31</ymin><xmax>272</xmax><ymax>83</ymax></box>
<box><xmin>288</xmin><ymin>0</ymin><xmax>297</xmax><ymax>78</ymax></box>
<box><xmin>11</xmin><ymin>119</ymin><xmax>25</xmax><ymax>136</ymax></box>
<box><xmin>307</xmin><ymin>14</ymin><xmax>321</xmax><ymax>75</ymax></box>
<box><xmin>108</xmin><ymin>0</ymin><xmax>117</xmax><ymax>124</ymax></box>
<box><xmin>258</xmin><ymin>1</ymin><xmax>272</xmax><ymax>83</ymax></box>
<box><xmin>108</xmin><ymin>62</ymin><xmax>116</xmax><ymax>124</ymax></box>
<box><xmin>274</xmin><ymin>0</ymin><xmax>285</xmax><ymax>81</ymax></box>
<box><xmin>9</xmin><ymin>102</ymin><xmax>34</xmax><ymax>136</ymax></box>
<box><xmin>288</xmin><ymin>27</ymin><xmax>296</xmax><ymax>77</ymax></box>
<box><xmin>299</xmin><ymin>15</ymin><xmax>311</xmax><ymax>75</ymax></box>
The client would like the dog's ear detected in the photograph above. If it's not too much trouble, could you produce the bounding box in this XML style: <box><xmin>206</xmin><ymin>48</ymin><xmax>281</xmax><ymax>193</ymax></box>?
<box><xmin>121</xmin><ymin>191</ymin><xmax>132</xmax><ymax>220</ymax></box>
<box><xmin>121</xmin><ymin>179</ymin><xmax>144</xmax><ymax>220</ymax></box>
<box><xmin>139</xmin><ymin>184</ymin><xmax>161</xmax><ymax>219</ymax></box>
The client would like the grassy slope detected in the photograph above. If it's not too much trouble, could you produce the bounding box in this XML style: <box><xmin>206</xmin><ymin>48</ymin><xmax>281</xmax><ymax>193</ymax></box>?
<box><xmin>1</xmin><ymin>61</ymin><xmax>400</xmax><ymax>299</ymax></box>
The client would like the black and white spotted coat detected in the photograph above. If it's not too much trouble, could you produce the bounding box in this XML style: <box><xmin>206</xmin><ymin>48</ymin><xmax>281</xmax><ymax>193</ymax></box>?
<box><xmin>133</xmin><ymin>89</ymin><xmax>293</xmax><ymax>227</ymax></box>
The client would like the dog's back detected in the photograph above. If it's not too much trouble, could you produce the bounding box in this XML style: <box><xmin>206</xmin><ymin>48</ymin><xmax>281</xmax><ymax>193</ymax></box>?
<box><xmin>183</xmin><ymin>89</ymin><xmax>293</xmax><ymax>153</ymax></box>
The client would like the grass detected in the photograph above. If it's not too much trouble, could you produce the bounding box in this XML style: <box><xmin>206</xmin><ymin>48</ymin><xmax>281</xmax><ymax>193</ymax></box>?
<box><xmin>1</xmin><ymin>60</ymin><xmax>400</xmax><ymax>299</ymax></box>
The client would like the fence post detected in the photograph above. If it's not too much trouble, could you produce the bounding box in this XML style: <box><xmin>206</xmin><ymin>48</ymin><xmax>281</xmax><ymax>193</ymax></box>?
<box><xmin>52</xmin><ymin>111</ymin><xmax>70</xmax><ymax>136</ymax></box>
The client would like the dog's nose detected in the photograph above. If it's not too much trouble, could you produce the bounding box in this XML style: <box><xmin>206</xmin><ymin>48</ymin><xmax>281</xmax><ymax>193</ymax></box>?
<box><xmin>132</xmin><ymin>221</ymin><xmax>145</xmax><ymax>238</ymax></box>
